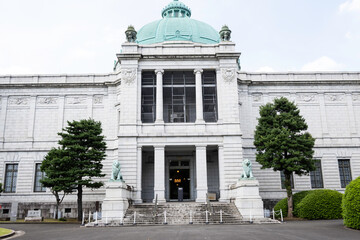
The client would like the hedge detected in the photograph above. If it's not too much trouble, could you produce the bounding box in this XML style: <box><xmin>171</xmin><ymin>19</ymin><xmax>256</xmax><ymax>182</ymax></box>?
<box><xmin>342</xmin><ymin>176</ymin><xmax>360</xmax><ymax>229</ymax></box>
<box><xmin>274</xmin><ymin>191</ymin><xmax>311</xmax><ymax>217</ymax></box>
<box><xmin>297</xmin><ymin>189</ymin><xmax>343</xmax><ymax>220</ymax></box>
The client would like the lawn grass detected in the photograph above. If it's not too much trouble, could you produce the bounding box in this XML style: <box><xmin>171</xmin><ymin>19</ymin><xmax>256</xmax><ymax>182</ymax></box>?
<box><xmin>0</xmin><ymin>228</ymin><xmax>12</xmax><ymax>236</ymax></box>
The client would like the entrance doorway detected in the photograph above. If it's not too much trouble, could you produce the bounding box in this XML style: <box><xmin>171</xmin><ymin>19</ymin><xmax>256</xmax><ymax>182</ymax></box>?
<box><xmin>168</xmin><ymin>159</ymin><xmax>192</xmax><ymax>200</ymax></box>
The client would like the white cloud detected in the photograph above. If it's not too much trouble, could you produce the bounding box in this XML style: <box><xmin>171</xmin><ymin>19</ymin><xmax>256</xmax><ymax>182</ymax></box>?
<box><xmin>301</xmin><ymin>56</ymin><xmax>344</xmax><ymax>71</ymax></box>
<box><xmin>255</xmin><ymin>66</ymin><xmax>275</xmax><ymax>72</ymax></box>
<box><xmin>339</xmin><ymin>0</ymin><xmax>360</xmax><ymax>13</ymax></box>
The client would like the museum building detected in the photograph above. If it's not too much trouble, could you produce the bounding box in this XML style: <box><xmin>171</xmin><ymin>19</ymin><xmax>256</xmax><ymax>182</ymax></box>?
<box><xmin>0</xmin><ymin>0</ymin><xmax>360</xmax><ymax>219</ymax></box>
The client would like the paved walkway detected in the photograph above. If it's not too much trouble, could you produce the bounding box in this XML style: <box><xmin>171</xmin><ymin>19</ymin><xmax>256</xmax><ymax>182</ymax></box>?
<box><xmin>3</xmin><ymin>220</ymin><xmax>359</xmax><ymax>240</ymax></box>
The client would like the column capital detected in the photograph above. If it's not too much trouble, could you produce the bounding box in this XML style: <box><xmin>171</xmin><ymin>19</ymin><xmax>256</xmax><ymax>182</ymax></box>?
<box><xmin>155</xmin><ymin>69</ymin><xmax>164</xmax><ymax>75</ymax></box>
<box><xmin>195</xmin><ymin>144</ymin><xmax>207</xmax><ymax>149</ymax></box>
<box><xmin>154</xmin><ymin>145</ymin><xmax>166</xmax><ymax>149</ymax></box>
<box><xmin>194</xmin><ymin>69</ymin><xmax>203</xmax><ymax>74</ymax></box>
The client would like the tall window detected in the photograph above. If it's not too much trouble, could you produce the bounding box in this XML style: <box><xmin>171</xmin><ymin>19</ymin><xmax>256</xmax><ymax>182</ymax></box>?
<box><xmin>4</xmin><ymin>164</ymin><xmax>18</xmax><ymax>193</ymax></box>
<box><xmin>202</xmin><ymin>71</ymin><xmax>218</xmax><ymax>122</ymax></box>
<box><xmin>163</xmin><ymin>71</ymin><xmax>196</xmax><ymax>123</ymax></box>
<box><xmin>310</xmin><ymin>160</ymin><xmax>323</xmax><ymax>188</ymax></box>
<box><xmin>280</xmin><ymin>171</ymin><xmax>294</xmax><ymax>189</ymax></box>
<box><xmin>141</xmin><ymin>71</ymin><xmax>156</xmax><ymax>123</ymax></box>
<box><xmin>34</xmin><ymin>163</ymin><xmax>46</xmax><ymax>192</ymax></box>
<box><xmin>338</xmin><ymin>159</ymin><xmax>352</xmax><ymax>188</ymax></box>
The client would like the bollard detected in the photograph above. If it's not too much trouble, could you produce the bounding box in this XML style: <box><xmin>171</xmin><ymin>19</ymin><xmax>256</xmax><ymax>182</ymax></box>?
<box><xmin>205</xmin><ymin>210</ymin><xmax>209</xmax><ymax>224</ymax></box>
<box><xmin>89</xmin><ymin>211</ymin><xmax>91</xmax><ymax>223</ymax></box>
<box><xmin>280</xmin><ymin>209</ymin><xmax>283</xmax><ymax>223</ymax></box>
<box><xmin>189</xmin><ymin>210</ymin><xmax>193</xmax><ymax>224</ymax></box>
<box><xmin>95</xmin><ymin>211</ymin><xmax>98</xmax><ymax>226</ymax></box>
<box><xmin>220</xmin><ymin>209</ymin><xmax>223</xmax><ymax>224</ymax></box>
<box><xmin>82</xmin><ymin>212</ymin><xmax>85</xmax><ymax>226</ymax></box>
<box><xmin>164</xmin><ymin>210</ymin><xmax>167</xmax><ymax>225</ymax></box>
<box><xmin>105</xmin><ymin>212</ymin><xmax>108</xmax><ymax>226</ymax></box>
<box><xmin>133</xmin><ymin>211</ymin><xmax>137</xmax><ymax>225</ymax></box>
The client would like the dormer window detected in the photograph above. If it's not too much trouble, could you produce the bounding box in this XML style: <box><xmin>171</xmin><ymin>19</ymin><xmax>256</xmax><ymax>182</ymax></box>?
<box><xmin>174</xmin><ymin>10</ymin><xmax>179</xmax><ymax>17</ymax></box>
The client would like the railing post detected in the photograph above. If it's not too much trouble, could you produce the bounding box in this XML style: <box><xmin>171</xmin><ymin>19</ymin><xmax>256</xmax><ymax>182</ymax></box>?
<box><xmin>163</xmin><ymin>210</ymin><xmax>167</xmax><ymax>225</ymax></box>
<box><xmin>205</xmin><ymin>210</ymin><xmax>209</xmax><ymax>224</ymax></box>
<box><xmin>220</xmin><ymin>209</ymin><xmax>223</xmax><ymax>224</ymax></box>
<box><xmin>249</xmin><ymin>209</ymin><xmax>253</xmax><ymax>224</ymax></box>
<box><xmin>189</xmin><ymin>210</ymin><xmax>193</xmax><ymax>224</ymax></box>
<box><xmin>81</xmin><ymin>212</ymin><xmax>85</xmax><ymax>226</ymax></box>
<box><xmin>272</xmin><ymin>209</ymin><xmax>275</xmax><ymax>220</ymax></box>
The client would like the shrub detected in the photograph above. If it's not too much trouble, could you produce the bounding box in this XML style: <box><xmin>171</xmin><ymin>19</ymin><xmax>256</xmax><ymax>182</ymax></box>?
<box><xmin>297</xmin><ymin>189</ymin><xmax>343</xmax><ymax>220</ymax></box>
<box><xmin>274</xmin><ymin>191</ymin><xmax>311</xmax><ymax>217</ymax></box>
<box><xmin>58</xmin><ymin>217</ymin><xmax>67</xmax><ymax>222</ymax></box>
<box><xmin>342</xmin><ymin>176</ymin><xmax>360</xmax><ymax>229</ymax></box>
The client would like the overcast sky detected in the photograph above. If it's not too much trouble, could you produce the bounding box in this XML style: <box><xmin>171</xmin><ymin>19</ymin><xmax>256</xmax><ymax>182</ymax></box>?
<box><xmin>0</xmin><ymin>0</ymin><xmax>359</xmax><ymax>75</ymax></box>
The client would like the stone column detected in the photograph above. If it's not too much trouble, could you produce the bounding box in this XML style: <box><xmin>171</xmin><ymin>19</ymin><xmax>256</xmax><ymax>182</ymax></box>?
<box><xmin>194</xmin><ymin>69</ymin><xmax>204</xmax><ymax>123</ymax></box>
<box><xmin>154</xmin><ymin>146</ymin><xmax>166</xmax><ymax>202</ymax></box>
<box><xmin>135</xmin><ymin>146</ymin><xmax>143</xmax><ymax>203</ymax></box>
<box><xmin>155</xmin><ymin>69</ymin><xmax>164</xmax><ymax>123</ymax></box>
<box><xmin>218</xmin><ymin>145</ymin><xmax>227</xmax><ymax>202</ymax></box>
<box><xmin>196</xmin><ymin>145</ymin><xmax>207</xmax><ymax>202</ymax></box>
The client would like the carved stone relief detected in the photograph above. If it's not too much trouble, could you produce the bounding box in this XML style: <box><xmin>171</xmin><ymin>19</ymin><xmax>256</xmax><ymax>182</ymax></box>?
<box><xmin>352</xmin><ymin>93</ymin><xmax>360</xmax><ymax>101</ymax></box>
<box><xmin>325</xmin><ymin>93</ymin><xmax>345</xmax><ymax>102</ymax></box>
<box><xmin>93</xmin><ymin>95</ymin><xmax>103</xmax><ymax>105</ymax></box>
<box><xmin>121</xmin><ymin>69</ymin><xmax>136</xmax><ymax>85</ymax></box>
<box><xmin>297</xmin><ymin>93</ymin><xmax>317</xmax><ymax>102</ymax></box>
<box><xmin>66</xmin><ymin>96</ymin><xmax>87</xmax><ymax>105</ymax></box>
<box><xmin>221</xmin><ymin>68</ymin><xmax>235</xmax><ymax>83</ymax></box>
<box><xmin>37</xmin><ymin>97</ymin><xmax>58</xmax><ymax>105</ymax></box>
<box><xmin>252</xmin><ymin>93</ymin><xmax>263</xmax><ymax>102</ymax></box>
<box><xmin>8</xmin><ymin>96</ymin><xmax>29</xmax><ymax>106</ymax></box>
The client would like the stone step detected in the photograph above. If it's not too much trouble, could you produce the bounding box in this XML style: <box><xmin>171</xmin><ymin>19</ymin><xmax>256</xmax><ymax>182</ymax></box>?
<box><xmin>121</xmin><ymin>202</ymin><xmax>244</xmax><ymax>225</ymax></box>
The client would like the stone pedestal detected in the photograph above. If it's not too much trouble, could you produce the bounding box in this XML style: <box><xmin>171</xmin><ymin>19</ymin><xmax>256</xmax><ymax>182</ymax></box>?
<box><xmin>233</xmin><ymin>180</ymin><xmax>264</xmax><ymax>219</ymax></box>
<box><xmin>101</xmin><ymin>181</ymin><xmax>130</xmax><ymax>222</ymax></box>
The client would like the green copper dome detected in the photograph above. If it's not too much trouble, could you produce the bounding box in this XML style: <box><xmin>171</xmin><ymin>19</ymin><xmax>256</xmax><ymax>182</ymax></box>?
<box><xmin>136</xmin><ymin>0</ymin><xmax>220</xmax><ymax>45</ymax></box>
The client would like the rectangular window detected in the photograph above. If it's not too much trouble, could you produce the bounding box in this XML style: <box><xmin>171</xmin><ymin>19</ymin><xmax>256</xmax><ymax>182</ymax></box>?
<box><xmin>141</xmin><ymin>71</ymin><xmax>156</xmax><ymax>123</ymax></box>
<box><xmin>163</xmin><ymin>71</ymin><xmax>196</xmax><ymax>123</ymax></box>
<box><xmin>4</xmin><ymin>164</ymin><xmax>18</xmax><ymax>193</ymax></box>
<box><xmin>34</xmin><ymin>163</ymin><xmax>46</xmax><ymax>192</ymax></box>
<box><xmin>202</xmin><ymin>71</ymin><xmax>218</xmax><ymax>122</ymax></box>
<box><xmin>338</xmin><ymin>159</ymin><xmax>352</xmax><ymax>188</ymax></box>
<box><xmin>310</xmin><ymin>160</ymin><xmax>323</xmax><ymax>188</ymax></box>
<box><xmin>280</xmin><ymin>171</ymin><xmax>294</xmax><ymax>189</ymax></box>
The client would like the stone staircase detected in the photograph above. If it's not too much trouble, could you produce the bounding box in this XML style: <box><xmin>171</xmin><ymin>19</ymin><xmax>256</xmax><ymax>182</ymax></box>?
<box><xmin>121</xmin><ymin>202</ymin><xmax>245</xmax><ymax>225</ymax></box>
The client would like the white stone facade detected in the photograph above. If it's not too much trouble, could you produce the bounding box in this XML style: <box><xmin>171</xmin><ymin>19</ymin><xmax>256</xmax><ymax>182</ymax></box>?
<box><xmin>0</xmin><ymin>35</ymin><xmax>360</xmax><ymax>219</ymax></box>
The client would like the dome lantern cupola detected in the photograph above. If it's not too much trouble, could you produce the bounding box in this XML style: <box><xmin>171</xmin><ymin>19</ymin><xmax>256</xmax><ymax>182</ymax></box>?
<box><xmin>136</xmin><ymin>0</ymin><xmax>219</xmax><ymax>45</ymax></box>
<box><xmin>161</xmin><ymin>0</ymin><xmax>191</xmax><ymax>18</ymax></box>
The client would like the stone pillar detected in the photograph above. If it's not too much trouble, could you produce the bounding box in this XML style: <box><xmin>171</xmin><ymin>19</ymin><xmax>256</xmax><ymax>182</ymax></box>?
<box><xmin>155</xmin><ymin>69</ymin><xmax>164</xmax><ymax>123</ymax></box>
<box><xmin>154</xmin><ymin>146</ymin><xmax>166</xmax><ymax>202</ymax></box>
<box><xmin>218</xmin><ymin>145</ymin><xmax>227</xmax><ymax>202</ymax></box>
<box><xmin>194</xmin><ymin>69</ymin><xmax>204</xmax><ymax>123</ymax></box>
<box><xmin>196</xmin><ymin>145</ymin><xmax>207</xmax><ymax>202</ymax></box>
<box><xmin>135</xmin><ymin>146</ymin><xmax>143</xmax><ymax>203</ymax></box>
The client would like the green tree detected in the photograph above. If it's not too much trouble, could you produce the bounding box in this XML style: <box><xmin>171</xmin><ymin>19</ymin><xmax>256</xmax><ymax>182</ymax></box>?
<box><xmin>59</xmin><ymin>119</ymin><xmax>106</xmax><ymax>221</ymax></box>
<box><xmin>43</xmin><ymin>119</ymin><xmax>106</xmax><ymax>221</ymax></box>
<box><xmin>0</xmin><ymin>182</ymin><xmax>3</xmax><ymax>194</ymax></box>
<box><xmin>40</xmin><ymin>148</ymin><xmax>75</xmax><ymax>219</ymax></box>
<box><xmin>254</xmin><ymin>97</ymin><xmax>315</xmax><ymax>218</ymax></box>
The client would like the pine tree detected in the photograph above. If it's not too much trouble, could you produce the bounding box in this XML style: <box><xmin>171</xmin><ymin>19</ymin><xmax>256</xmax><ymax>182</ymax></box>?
<box><xmin>42</xmin><ymin>119</ymin><xmax>106</xmax><ymax>221</ymax></box>
<box><xmin>40</xmin><ymin>148</ymin><xmax>75</xmax><ymax>219</ymax></box>
<box><xmin>254</xmin><ymin>97</ymin><xmax>315</xmax><ymax>218</ymax></box>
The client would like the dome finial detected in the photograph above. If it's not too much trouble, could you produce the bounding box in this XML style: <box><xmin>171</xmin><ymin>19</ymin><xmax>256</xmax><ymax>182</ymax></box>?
<box><xmin>162</xmin><ymin>0</ymin><xmax>191</xmax><ymax>18</ymax></box>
